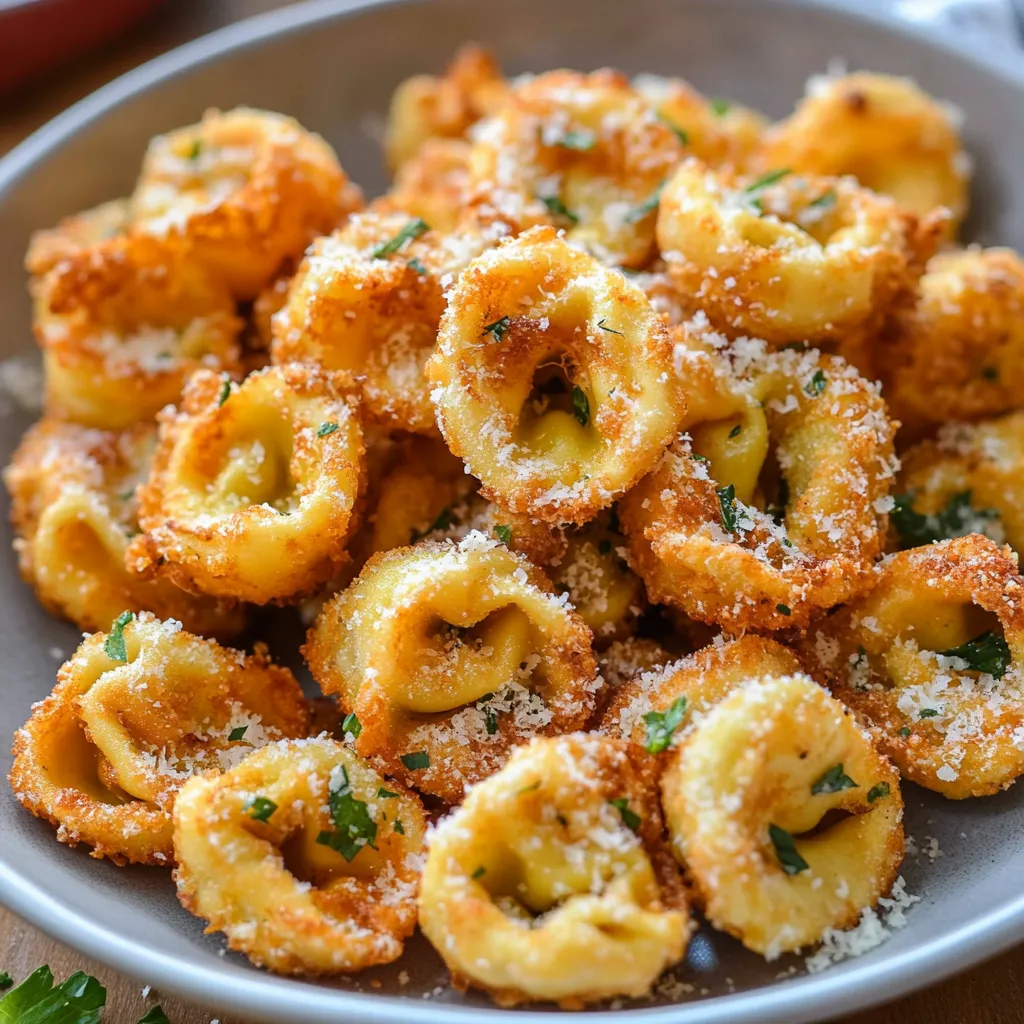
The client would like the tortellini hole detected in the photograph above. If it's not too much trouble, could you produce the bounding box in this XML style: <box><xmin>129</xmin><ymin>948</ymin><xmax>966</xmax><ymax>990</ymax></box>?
<box><xmin>517</xmin><ymin>352</ymin><xmax>596</xmax><ymax>462</ymax></box>
<box><xmin>689</xmin><ymin>400</ymin><xmax>769</xmax><ymax>507</ymax></box>
<box><xmin>42</xmin><ymin>715</ymin><xmax>128</xmax><ymax>805</ymax></box>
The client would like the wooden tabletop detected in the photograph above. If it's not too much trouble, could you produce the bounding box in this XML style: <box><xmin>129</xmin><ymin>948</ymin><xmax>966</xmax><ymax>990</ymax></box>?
<box><xmin>1</xmin><ymin>2</ymin><xmax>1022</xmax><ymax>1021</ymax></box>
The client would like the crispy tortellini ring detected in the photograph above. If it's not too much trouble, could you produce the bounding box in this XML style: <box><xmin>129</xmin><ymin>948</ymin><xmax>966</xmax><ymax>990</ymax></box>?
<box><xmin>418</xmin><ymin>733</ymin><xmax>691</xmax><ymax>1007</ymax></box>
<box><xmin>633</xmin><ymin>74</ymin><xmax>766</xmax><ymax>172</ymax></box>
<box><xmin>173</xmin><ymin>738</ymin><xmax>426</xmax><ymax>975</ymax></box>
<box><xmin>620</xmin><ymin>338</ymin><xmax>896</xmax><ymax>631</ymax></box>
<box><xmin>3</xmin><ymin>419</ymin><xmax>245</xmax><ymax>638</ymax></box>
<box><xmin>379</xmin><ymin>138</ymin><xmax>473</xmax><ymax>234</ymax></box>
<box><xmin>549</xmin><ymin>511</ymin><xmax>646</xmax><ymax>647</ymax></box>
<box><xmin>877</xmin><ymin>248</ymin><xmax>1024</xmax><ymax>438</ymax></box>
<box><xmin>305</xmin><ymin>532</ymin><xmax>598</xmax><ymax>803</ymax></box>
<box><xmin>128</xmin><ymin>363</ymin><xmax>364</xmax><ymax>605</ymax></box>
<box><xmin>131</xmin><ymin>107</ymin><xmax>359</xmax><ymax>300</ymax></box>
<box><xmin>32</xmin><ymin>234</ymin><xmax>243</xmax><ymax>430</ymax></box>
<box><xmin>272</xmin><ymin>210</ymin><xmax>486</xmax><ymax>435</ymax></box>
<box><xmin>385</xmin><ymin>44</ymin><xmax>508</xmax><ymax>172</ymax></box>
<box><xmin>428</xmin><ymin>227</ymin><xmax>684</xmax><ymax>526</ymax></box>
<box><xmin>9</xmin><ymin>612</ymin><xmax>307</xmax><ymax>865</ymax></box>
<box><xmin>759</xmin><ymin>71</ymin><xmax>969</xmax><ymax>229</ymax></box>
<box><xmin>600</xmin><ymin>635</ymin><xmax>801</xmax><ymax>748</ymax></box>
<box><xmin>656</xmin><ymin>158</ymin><xmax>940</xmax><ymax>346</ymax></box>
<box><xmin>25</xmin><ymin>198</ymin><xmax>130</xmax><ymax>277</ymax></box>
<box><xmin>802</xmin><ymin>535</ymin><xmax>1024</xmax><ymax>799</ymax></box>
<box><xmin>660</xmin><ymin>673</ymin><xmax>903</xmax><ymax>957</ymax></box>
<box><xmin>892</xmin><ymin>413</ymin><xmax>1024</xmax><ymax>553</ymax></box>
<box><xmin>469</xmin><ymin>70</ymin><xmax>685</xmax><ymax>267</ymax></box>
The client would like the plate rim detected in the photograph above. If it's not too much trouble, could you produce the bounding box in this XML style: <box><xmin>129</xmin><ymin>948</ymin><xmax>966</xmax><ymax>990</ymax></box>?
<box><xmin>2</xmin><ymin>0</ymin><xmax>1024</xmax><ymax>1020</ymax></box>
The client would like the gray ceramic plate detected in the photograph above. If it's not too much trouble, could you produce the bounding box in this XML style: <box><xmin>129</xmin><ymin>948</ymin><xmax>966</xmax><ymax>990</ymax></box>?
<box><xmin>2</xmin><ymin>1</ymin><xmax>1024</xmax><ymax>1021</ymax></box>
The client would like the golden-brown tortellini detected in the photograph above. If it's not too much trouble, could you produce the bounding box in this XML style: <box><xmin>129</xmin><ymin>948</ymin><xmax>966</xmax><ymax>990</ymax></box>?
<box><xmin>891</xmin><ymin>412</ymin><xmax>1024</xmax><ymax>553</ymax></box>
<box><xmin>468</xmin><ymin>70</ymin><xmax>685</xmax><ymax>267</ymax></box>
<box><xmin>271</xmin><ymin>210</ymin><xmax>485</xmax><ymax>435</ymax></box>
<box><xmin>758</xmin><ymin>71</ymin><xmax>969</xmax><ymax>229</ymax></box>
<box><xmin>32</xmin><ymin>234</ymin><xmax>243</xmax><ymax>430</ymax></box>
<box><xmin>131</xmin><ymin>107</ymin><xmax>360</xmax><ymax>300</ymax></box>
<box><xmin>660</xmin><ymin>673</ymin><xmax>903</xmax><ymax>957</ymax></box>
<box><xmin>428</xmin><ymin>227</ymin><xmax>684</xmax><ymax>526</ymax></box>
<box><xmin>379</xmin><ymin>138</ymin><xmax>473</xmax><ymax>234</ymax></box>
<box><xmin>656</xmin><ymin>159</ymin><xmax>940</xmax><ymax>346</ymax></box>
<box><xmin>304</xmin><ymin>533</ymin><xmax>598</xmax><ymax>803</ymax></box>
<box><xmin>876</xmin><ymin>248</ymin><xmax>1024</xmax><ymax>439</ymax></box>
<box><xmin>25</xmin><ymin>198</ymin><xmax>130</xmax><ymax>277</ymax></box>
<box><xmin>621</xmin><ymin>331</ymin><xmax>896</xmax><ymax>631</ymax></box>
<box><xmin>801</xmin><ymin>535</ymin><xmax>1024</xmax><ymax>799</ymax></box>
<box><xmin>3</xmin><ymin>418</ymin><xmax>245</xmax><ymax>638</ymax></box>
<box><xmin>128</xmin><ymin>363</ymin><xmax>364</xmax><ymax>605</ymax></box>
<box><xmin>9</xmin><ymin>612</ymin><xmax>307</xmax><ymax>865</ymax></box>
<box><xmin>385</xmin><ymin>44</ymin><xmax>508</xmax><ymax>171</ymax></box>
<box><xmin>418</xmin><ymin>733</ymin><xmax>691</xmax><ymax>1007</ymax></box>
<box><xmin>173</xmin><ymin>738</ymin><xmax>426</xmax><ymax>974</ymax></box>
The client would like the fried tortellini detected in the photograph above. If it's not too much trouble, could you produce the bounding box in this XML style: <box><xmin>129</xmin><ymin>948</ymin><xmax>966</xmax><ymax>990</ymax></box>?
<box><xmin>128</xmin><ymin>363</ymin><xmax>364</xmax><ymax>605</ymax></box>
<box><xmin>174</xmin><ymin>738</ymin><xmax>426</xmax><ymax>974</ymax></box>
<box><xmin>418</xmin><ymin>733</ymin><xmax>691</xmax><ymax>1007</ymax></box>
<box><xmin>9</xmin><ymin>613</ymin><xmax>307</xmax><ymax>864</ymax></box>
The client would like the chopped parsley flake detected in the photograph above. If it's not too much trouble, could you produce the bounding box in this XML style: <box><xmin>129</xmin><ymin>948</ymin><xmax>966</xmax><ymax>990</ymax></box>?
<box><xmin>769</xmin><ymin>822</ymin><xmax>809</xmax><ymax>874</ymax></box>
<box><xmin>407</xmin><ymin>257</ymin><xmax>428</xmax><ymax>275</ymax></box>
<box><xmin>472</xmin><ymin>865</ymin><xmax>487</xmax><ymax>879</ymax></box>
<box><xmin>517</xmin><ymin>779</ymin><xmax>542</xmax><ymax>796</ymax></box>
<box><xmin>372</xmin><ymin>218</ymin><xmax>429</xmax><ymax>258</ymax></box>
<box><xmin>0</xmin><ymin>971</ymin><xmax>11</xmax><ymax>990</ymax></box>
<box><xmin>899</xmin><ymin>726</ymin><xmax>911</xmax><ymax>737</ymax></box>
<box><xmin>377</xmin><ymin>786</ymin><xmax>399</xmax><ymax>799</ymax></box>
<box><xmin>716</xmin><ymin>483</ymin><xmax>738</xmax><ymax>533</ymax></box>
<box><xmin>624</xmin><ymin>182</ymin><xmax>664</xmax><ymax>223</ymax></box>
<box><xmin>394</xmin><ymin>820</ymin><xmax>405</xmax><ymax>835</ymax></box>
<box><xmin>187</xmin><ymin>140</ymin><xmax>202</xmax><ymax>160</ymax></box>
<box><xmin>572</xmin><ymin>385</ymin><xmax>590</xmax><ymax>427</ymax></box>
<box><xmin>217</xmin><ymin>377</ymin><xmax>231</xmax><ymax>406</ymax></box>
<box><xmin>891</xmin><ymin>489</ymin><xmax>999</xmax><ymax>549</ymax></box>
<box><xmin>481</xmin><ymin>316</ymin><xmax>511</xmax><ymax>342</ymax></box>
<box><xmin>596</xmin><ymin>318</ymin><xmax>624</xmax><ymax>335</ymax></box>
<box><xmin>709</xmin><ymin>97</ymin><xmax>730</xmax><ymax>117</ymax></box>
<box><xmin>557</xmin><ymin>129</ymin><xmax>596</xmax><ymax>151</ymax></box>
<box><xmin>939</xmin><ymin>631</ymin><xmax>1011</xmax><ymax>678</ymax></box>
<box><xmin>867</xmin><ymin>782</ymin><xmax>890</xmax><ymax>803</ymax></box>
<box><xmin>745</xmin><ymin>168</ymin><xmax>792</xmax><ymax>193</ymax></box>
<box><xmin>658</xmin><ymin>113</ymin><xmax>689</xmax><ymax>145</ymax></box>
<box><xmin>247</xmin><ymin>796</ymin><xmax>277</xmax><ymax>822</ymax></box>
<box><xmin>692</xmin><ymin>452</ymin><xmax>709</xmax><ymax>463</ymax></box>
<box><xmin>494</xmin><ymin>524</ymin><xmax>512</xmax><ymax>545</ymax></box>
<box><xmin>808</xmin><ymin>188</ymin><xmax>837</xmax><ymax>211</ymax></box>
<box><xmin>609</xmin><ymin>797</ymin><xmax>641</xmax><ymax>832</ymax></box>
<box><xmin>776</xmin><ymin>604</ymin><xmax>792</xmax><ymax>616</ymax></box>
<box><xmin>919</xmin><ymin>708</ymin><xmax>940</xmax><ymax>718</ymax></box>
<box><xmin>401</xmin><ymin>751</ymin><xmax>430</xmax><ymax>771</ymax></box>
<box><xmin>342</xmin><ymin>712</ymin><xmax>362</xmax><ymax>738</ymax></box>
<box><xmin>642</xmin><ymin>696</ymin><xmax>688</xmax><ymax>754</ymax></box>
<box><xmin>805</xmin><ymin>369</ymin><xmax>827</xmax><ymax>396</ymax></box>
<box><xmin>540</xmin><ymin>194</ymin><xmax>579</xmax><ymax>224</ymax></box>
<box><xmin>103</xmin><ymin>610</ymin><xmax>134</xmax><ymax>662</ymax></box>
<box><xmin>728</xmin><ymin>423</ymin><xmax>742</xmax><ymax>438</ymax></box>
<box><xmin>317</xmin><ymin>422</ymin><xmax>339</xmax><ymax>437</ymax></box>
<box><xmin>228</xmin><ymin>726</ymin><xmax>247</xmax><ymax>742</ymax></box>
<box><xmin>316</xmin><ymin>765</ymin><xmax>377</xmax><ymax>861</ymax></box>
<box><xmin>811</xmin><ymin>763</ymin><xmax>858</xmax><ymax>795</ymax></box>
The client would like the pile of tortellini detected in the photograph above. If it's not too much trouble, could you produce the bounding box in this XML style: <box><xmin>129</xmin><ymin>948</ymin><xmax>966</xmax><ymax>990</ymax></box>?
<box><xmin>7</xmin><ymin>45</ymin><xmax>1024</xmax><ymax>1008</ymax></box>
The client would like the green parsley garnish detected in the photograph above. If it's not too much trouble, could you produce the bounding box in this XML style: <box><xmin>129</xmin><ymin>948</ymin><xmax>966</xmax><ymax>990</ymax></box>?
<box><xmin>572</xmin><ymin>385</ymin><xmax>590</xmax><ymax>427</ymax></box>
<box><xmin>394</xmin><ymin>820</ymin><xmax>405</xmax><ymax>835</ymax></box>
<box><xmin>692</xmin><ymin>452</ymin><xmax>709</xmax><ymax>463</ymax></box>
<box><xmin>642</xmin><ymin>696</ymin><xmax>688</xmax><ymax>754</ymax></box>
<box><xmin>103</xmin><ymin>610</ymin><xmax>134</xmax><ymax>662</ymax></box>
<box><xmin>342</xmin><ymin>712</ymin><xmax>362</xmax><ymax>738</ymax></box>
<box><xmin>939</xmin><ymin>631</ymin><xmax>1011</xmax><ymax>678</ymax></box>
<box><xmin>919</xmin><ymin>708</ymin><xmax>940</xmax><ymax>718</ymax></box>
<box><xmin>377</xmin><ymin>786</ymin><xmax>399</xmax><ymax>799</ymax></box>
<box><xmin>137</xmin><ymin>1009</ymin><xmax>171</xmax><ymax>1024</ymax></box>
<box><xmin>315</xmin><ymin>765</ymin><xmax>378</xmax><ymax>861</ymax></box>
<box><xmin>471</xmin><ymin>865</ymin><xmax>486</xmax><ymax>879</ymax></box>
<box><xmin>768</xmin><ymin>823</ymin><xmax>809</xmax><ymax>875</ymax></box>
<box><xmin>609</xmin><ymin>797</ymin><xmax>641</xmax><ymax>832</ymax></box>
<box><xmin>407</xmin><ymin>257</ymin><xmax>428</xmax><ymax>275</ymax></box>
<box><xmin>867</xmin><ymin>782</ymin><xmax>890</xmax><ymax>803</ymax></box>
<box><xmin>494</xmin><ymin>524</ymin><xmax>512</xmax><ymax>545</ymax></box>
<box><xmin>401</xmin><ymin>751</ymin><xmax>430</xmax><ymax>771</ymax></box>
<box><xmin>557</xmin><ymin>129</ymin><xmax>597</xmax><ymax>151</ymax></box>
<box><xmin>728</xmin><ymin>423</ymin><xmax>742</xmax><ymax>438</ymax></box>
<box><xmin>808</xmin><ymin>188</ymin><xmax>837</xmax><ymax>211</ymax></box>
<box><xmin>371</xmin><ymin>218</ymin><xmax>429</xmax><ymax>258</ymax></box>
<box><xmin>0</xmin><ymin>972</ymin><xmax>10</xmax><ymax>990</ymax></box>
<box><xmin>0</xmin><ymin>966</ymin><xmax>106</xmax><ymax>1024</ymax></box>
<box><xmin>517</xmin><ymin>779</ymin><xmax>542</xmax><ymax>796</ymax></box>
<box><xmin>805</xmin><ymin>369</ymin><xmax>827</xmax><ymax>396</ymax></box>
<box><xmin>745</xmin><ymin>168</ymin><xmax>792</xmax><ymax>193</ymax></box>
<box><xmin>716</xmin><ymin>483</ymin><xmax>738</xmax><ymax>533</ymax></box>
<box><xmin>811</xmin><ymin>763</ymin><xmax>858</xmax><ymax>795</ymax></box>
<box><xmin>776</xmin><ymin>604</ymin><xmax>792</xmax><ymax>616</ymax></box>
<box><xmin>483</xmin><ymin>704</ymin><xmax>499</xmax><ymax>735</ymax></box>
<box><xmin>247</xmin><ymin>796</ymin><xmax>277</xmax><ymax>822</ymax></box>
<box><xmin>899</xmin><ymin>726</ymin><xmax>912</xmax><ymax>737</ymax></box>
<box><xmin>891</xmin><ymin>489</ymin><xmax>1000</xmax><ymax>549</ymax></box>
<box><xmin>540</xmin><ymin>194</ymin><xmax>579</xmax><ymax>225</ymax></box>
<box><xmin>709</xmin><ymin>98</ymin><xmax>730</xmax><ymax>117</ymax></box>
<box><xmin>481</xmin><ymin>316</ymin><xmax>511</xmax><ymax>342</ymax></box>
<box><xmin>187</xmin><ymin>140</ymin><xmax>202</xmax><ymax>160</ymax></box>
<box><xmin>658</xmin><ymin>113</ymin><xmax>689</xmax><ymax>145</ymax></box>
<box><xmin>228</xmin><ymin>726</ymin><xmax>247</xmax><ymax>742</ymax></box>
<box><xmin>217</xmin><ymin>376</ymin><xmax>231</xmax><ymax>406</ymax></box>
<box><xmin>596</xmin><ymin>318</ymin><xmax>624</xmax><ymax>335</ymax></box>
<box><xmin>317</xmin><ymin>422</ymin><xmax>339</xmax><ymax>437</ymax></box>
<box><xmin>624</xmin><ymin>182</ymin><xmax>664</xmax><ymax>224</ymax></box>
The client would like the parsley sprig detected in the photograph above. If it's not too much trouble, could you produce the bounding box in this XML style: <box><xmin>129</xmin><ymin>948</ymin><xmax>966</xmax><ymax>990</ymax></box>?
<box><xmin>103</xmin><ymin>611</ymin><xmax>134</xmax><ymax>662</ymax></box>
<box><xmin>939</xmin><ymin>631</ymin><xmax>1011</xmax><ymax>679</ymax></box>
<box><xmin>0</xmin><ymin>966</ymin><xmax>106</xmax><ymax>1024</ymax></box>
<box><xmin>642</xmin><ymin>696</ymin><xmax>688</xmax><ymax>754</ymax></box>
<box><xmin>315</xmin><ymin>765</ymin><xmax>377</xmax><ymax>861</ymax></box>
<box><xmin>371</xmin><ymin>218</ymin><xmax>429</xmax><ymax>258</ymax></box>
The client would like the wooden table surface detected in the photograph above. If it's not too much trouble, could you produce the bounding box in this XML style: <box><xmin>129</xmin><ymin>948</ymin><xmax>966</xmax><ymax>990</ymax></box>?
<box><xmin>1</xmin><ymin>2</ymin><xmax>1022</xmax><ymax>1021</ymax></box>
